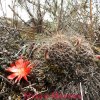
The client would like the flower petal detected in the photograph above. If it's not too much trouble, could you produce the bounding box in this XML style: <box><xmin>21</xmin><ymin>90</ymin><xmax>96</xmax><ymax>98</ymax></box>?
<box><xmin>6</xmin><ymin>67</ymin><xmax>18</xmax><ymax>72</ymax></box>
<box><xmin>15</xmin><ymin>75</ymin><xmax>22</xmax><ymax>83</ymax></box>
<box><xmin>23</xmin><ymin>76</ymin><xmax>28</xmax><ymax>81</ymax></box>
<box><xmin>7</xmin><ymin>73</ymin><xmax>18</xmax><ymax>80</ymax></box>
<box><xmin>25</xmin><ymin>67</ymin><xmax>31</xmax><ymax>74</ymax></box>
<box><xmin>10</xmin><ymin>63</ymin><xmax>15</xmax><ymax>67</ymax></box>
<box><xmin>23</xmin><ymin>60</ymin><xmax>30</xmax><ymax>67</ymax></box>
<box><xmin>15</xmin><ymin>58</ymin><xmax>24</xmax><ymax>68</ymax></box>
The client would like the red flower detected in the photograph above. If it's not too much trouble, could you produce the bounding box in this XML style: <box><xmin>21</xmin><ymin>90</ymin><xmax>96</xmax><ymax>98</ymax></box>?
<box><xmin>6</xmin><ymin>58</ymin><xmax>33</xmax><ymax>83</ymax></box>
<box><xmin>95</xmin><ymin>55</ymin><xmax>100</xmax><ymax>60</ymax></box>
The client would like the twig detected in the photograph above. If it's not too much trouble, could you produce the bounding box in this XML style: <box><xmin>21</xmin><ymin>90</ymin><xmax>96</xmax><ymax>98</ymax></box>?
<box><xmin>8</xmin><ymin>5</ymin><xmax>46</xmax><ymax>30</ymax></box>
<box><xmin>80</xmin><ymin>82</ymin><xmax>83</xmax><ymax>100</ymax></box>
<box><xmin>0</xmin><ymin>22</ymin><xmax>11</xmax><ymax>34</ymax></box>
<box><xmin>14</xmin><ymin>44</ymin><xmax>28</xmax><ymax>57</ymax></box>
<box><xmin>0</xmin><ymin>75</ymin><xmax>12</xmax><ymax>85</ymax></box>
<box><xmin>0</xmin><ymin>91</ymin><xmax>7</xmax><ymax>96</ymax></box>
<box><xmin>22</xmin><ymin>83</ymin><xmax>36</xmax><ymax>91</ymax></box>
<box><xmin>8</xmin><ymin>5</ymin><xmax>32</xmax><ymax>28</ymax></box>
<box><xmin>27</xmin><ymin>89</ymin><xmax>48</xmax><ymax>100</ymax></box>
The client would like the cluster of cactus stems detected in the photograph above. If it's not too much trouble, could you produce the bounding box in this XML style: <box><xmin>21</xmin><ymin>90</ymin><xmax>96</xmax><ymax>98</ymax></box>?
<box><xmin>0</xmin><ymin>34</ymin><xmax>100</xmax><ymax>99</ymax></box>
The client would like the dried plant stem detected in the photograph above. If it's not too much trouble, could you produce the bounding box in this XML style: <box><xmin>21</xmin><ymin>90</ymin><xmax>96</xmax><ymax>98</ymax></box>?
<box><xmin>80</xmin><ymin>82</ymin><xmax>83</xmax><ymax>100</ymax></box>
<box><xmin>27</xmin><ymin>89</ymin><xmax>47</xmax><ymax>100</ymax></box>
<box><xmin>0</xmin><ymin>75</ymin><xmax>12</xmax><ymax>85</ymax></box>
